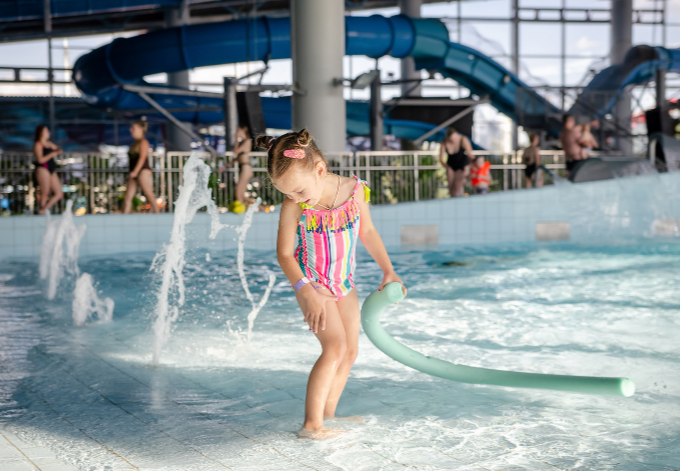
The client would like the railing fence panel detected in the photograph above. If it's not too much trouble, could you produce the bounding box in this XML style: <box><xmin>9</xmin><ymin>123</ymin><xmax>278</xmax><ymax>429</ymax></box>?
<box><xmin>0</xmin><ymin>150</ymin><xmax>567</xmax><ymax>215</ymax></box>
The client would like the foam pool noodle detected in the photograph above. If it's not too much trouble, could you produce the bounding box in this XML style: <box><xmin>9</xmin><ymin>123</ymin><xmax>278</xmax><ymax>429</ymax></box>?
<box><xmin>361</xmin><ymin>282</ymin><xmax>635</xmax><ymax>397</ymax></box>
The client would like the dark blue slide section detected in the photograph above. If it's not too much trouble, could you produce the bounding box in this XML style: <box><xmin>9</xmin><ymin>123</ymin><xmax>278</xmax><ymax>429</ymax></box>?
<box><xmin>73</xmin><ymin>14</ymin><xmax>563</xmax><ymax>140</ymax></box>
<box><xmin>571</xmin><ymin>45</ymin><xmax>680</xmax><ymax>120</ymax></box>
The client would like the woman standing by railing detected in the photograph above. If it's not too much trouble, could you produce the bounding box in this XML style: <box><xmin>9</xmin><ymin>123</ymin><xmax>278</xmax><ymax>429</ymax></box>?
<box><xmin>123</xmin><ymin>121</ymin><xmax>160</xmax><ymax>213</ymax></box>
<box><xmin>33</xmin><ymin>125</ymin><xmax>64</xmax><ymax>215</ymax></box>
<box><xmin>439</xmin><ymin>127</ymin><xmax>473</xmax><ymax>197</ymax></box>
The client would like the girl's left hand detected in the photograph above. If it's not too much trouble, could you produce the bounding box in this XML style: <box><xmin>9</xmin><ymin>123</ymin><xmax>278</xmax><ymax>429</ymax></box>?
<box><xmin>379</xmin><ymin>270</ymin><xmax>407</xmax><ymax>296</ymax></box>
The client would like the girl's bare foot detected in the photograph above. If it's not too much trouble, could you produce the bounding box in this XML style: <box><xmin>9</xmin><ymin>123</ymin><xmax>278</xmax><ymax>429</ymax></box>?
<box><xmin>38</xmin><ymin>208</ymin><xmax>46</xmax><ymax>215</ymax></box>
<box><xmin>297</xmin><ymin>427</ymin><xmax>347</xmax><ymax>440</ymax></box>
<box><xmin>326</xmin><ymin>416</ymin><xmax>364</xmax><ymax>423</ymax></box>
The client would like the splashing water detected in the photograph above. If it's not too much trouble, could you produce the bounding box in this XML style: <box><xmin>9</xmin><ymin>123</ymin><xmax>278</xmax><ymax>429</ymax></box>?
<box><xmin>210</xmin><ymin>199</ymin><xmax>277</xmax><ymax>342</ymax></box>
<box><xmin>72</xmin><ymin>273</ymin><xmax>114</xmax><ymax>326</ymax></box>
<box><xmin>39</xmin><ymin>200</ymin><xmax>87</xmax><ymax>300</ymax></box>
<box><xmin>150</xmin><ymin>154</ymin><xmax>275</xmax><ymax>364</ymax></box>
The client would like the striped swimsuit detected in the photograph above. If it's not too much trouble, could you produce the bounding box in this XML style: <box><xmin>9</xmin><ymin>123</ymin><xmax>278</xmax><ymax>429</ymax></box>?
<box><xmin>295</xmin><ymin>176</ymin><xmax>370</xmax><ymax>298</ymax></box>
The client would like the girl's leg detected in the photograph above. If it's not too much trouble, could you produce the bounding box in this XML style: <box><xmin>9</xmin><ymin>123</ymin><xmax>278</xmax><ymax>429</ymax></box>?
<box><xmin>324</xmin><ymin>289</ymin><xmax>360</xmax><ymax>419</ymax></box>
<box><xmin>122</xmin><ymin>177</ymin><xmax>138</xmax><ymax>213</ymax></box>
<box><xmin>43</xmin><ymin>172</ymin><xmax>64</xmax><ymax>213</ymax></box>
<box><xmin>525</xmin><ymin>175</ymin><xmax>533</xmax><ymax>188</ymax></box>
<box><xmin>235</xmin><ymin>164</ymin><xmax>255</xmax><ymax>203</ymax></box>
<box><xmin>35</xmin><ymin>167</ymin><xmax>51</xmax><ymax>214</ymax></box>
<box><xmin>304</xmin><ymin>300</ymin><xmax>347</xmax><ymax>432</ymax></box>
<box><xmin>453</xmin><ymin>169</ymin><xmax>465</xmax><ymax>196</ymax></box>
<box><xmin>137</xmin><ymin>169</ymin><xmax>160</xmax><ymax>213</ymax></box>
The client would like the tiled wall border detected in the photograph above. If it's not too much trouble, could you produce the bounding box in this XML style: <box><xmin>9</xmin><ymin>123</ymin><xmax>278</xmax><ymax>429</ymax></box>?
<box><xmin>2</xmin><ymin>172</ymin><xmax>679</xmax><ymax>260</ymax></box>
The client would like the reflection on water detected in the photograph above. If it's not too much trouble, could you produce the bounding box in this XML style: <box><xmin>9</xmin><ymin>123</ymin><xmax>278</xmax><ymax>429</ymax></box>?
<box><xmin>1</xmin><ymin>241</ymin><xmax>679</xmax><ymax>470</ymax></box>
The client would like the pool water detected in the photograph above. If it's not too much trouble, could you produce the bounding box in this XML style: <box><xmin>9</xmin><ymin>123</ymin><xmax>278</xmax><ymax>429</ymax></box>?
<box><xmin>1</xmin><ymin>241</ymin><xmax>679</xmax><ymax>470</ymax></box>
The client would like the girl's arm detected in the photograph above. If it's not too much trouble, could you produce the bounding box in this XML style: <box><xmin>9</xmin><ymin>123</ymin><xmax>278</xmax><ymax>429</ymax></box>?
<box><xmin>439</xmin><ymin>142</ymin><xmax>447</xmax><ymax>167</ymax></box>
<box><xmin>536</xmin><ymin>147</ymin><xmax>541</xmax><ymax>166</ymax></box>
<box><xmin>277</xmin><ymin>199</ymin><xmax>336</xmax><ymax>333</ymax></box>
<box><xmin>356</xmin><ymin>187</ymin><xmax>406</xmax><ymax>293</ymax></box>
<box><xmin>130</xmin><ymin>140</ymin><xmax>150</xmax><ymax>178</ymax></box>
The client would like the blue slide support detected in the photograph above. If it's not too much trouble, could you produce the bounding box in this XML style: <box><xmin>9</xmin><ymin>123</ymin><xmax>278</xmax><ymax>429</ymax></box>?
<box><xmin>73</xmin><ymin>14</ymin><xmax>563</xmax><ymax>139</ymax></box>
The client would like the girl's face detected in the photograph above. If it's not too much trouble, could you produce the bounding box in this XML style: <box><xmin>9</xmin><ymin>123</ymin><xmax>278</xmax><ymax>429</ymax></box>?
<box><xmin>42</xmin><ymin>127</ymin><xmax>50</xmax><ymax>141</ymax></box>
<box><xmin>130</xmin><ymin>124</ymin><xmax>144</xmax><ymax>140</ymax></box>
<box><xmin>272</xmin><ymin>161</ymin><xmax>327</xmax><ymax>206</ymax></box>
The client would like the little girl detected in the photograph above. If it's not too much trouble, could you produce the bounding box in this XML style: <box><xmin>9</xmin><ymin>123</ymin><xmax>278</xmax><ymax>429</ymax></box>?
<box><xmin>256</xmin><ymin>129</ymin><xmax>405</xmax><ymax>439</ymax></box>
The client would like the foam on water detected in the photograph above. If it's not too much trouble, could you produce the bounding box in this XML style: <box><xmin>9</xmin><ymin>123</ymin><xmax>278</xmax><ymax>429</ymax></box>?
<box><xmin>72</xmin><ymin>273</ymin><xmax>114</xmax><ymax>326</ymax></box>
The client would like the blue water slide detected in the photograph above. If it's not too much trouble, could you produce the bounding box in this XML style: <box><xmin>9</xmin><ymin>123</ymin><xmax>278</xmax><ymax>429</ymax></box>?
<box><xmin>570</xmin><ymin>45</ymin><xmax>680</xmax><ymax>120</ymax></box>
<box><xmin>73</xmin><ymin>14</ymin><xmax>563</xmax><ymax>139</ymax></box>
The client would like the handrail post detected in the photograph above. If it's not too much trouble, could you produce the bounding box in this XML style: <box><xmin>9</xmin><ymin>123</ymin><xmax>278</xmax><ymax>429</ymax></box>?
<box><xmin>414</xmin><ymin>152</ymin><xmax>420</xmax><ymax>202</ymax></box>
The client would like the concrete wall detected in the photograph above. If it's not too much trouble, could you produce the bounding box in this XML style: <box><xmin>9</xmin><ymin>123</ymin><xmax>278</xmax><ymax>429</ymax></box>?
<box><xmin>2</xmin><ymin>172</ymin><xmax>679</xmax><ymax>260</ymax></box>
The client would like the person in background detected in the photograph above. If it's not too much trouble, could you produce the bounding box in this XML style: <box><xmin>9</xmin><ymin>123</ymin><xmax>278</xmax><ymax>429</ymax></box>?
<box><xmin>579</xmin><ymin>122</ymin><xmax>599</xmax><ymax>159</ymax></box>
<box><xmin>33</xmin><ymin>125</ymin><xmax>64</xmax><ymax>215</ymax></box>
<box><xmin>123</xmin><ymin>121</ymin><xmax>160</xmax><ymax>213</ymax></box>
<box><xmin>469</xmin><ymin>155</ymin><xmax>491</xmax><ymax>194</ymax></box>
<box><xmin>559</xmin><ymin>114</ymin><xmax>583</xmax><ymax>176</ymax></box>
<box><xmin>439</xmin><ymin>127</ymin><xmax>474</xmax><ymax>197</ymax></box>
<box><xmin>522</xmin><ymin>132</ymin><xmax>543</xmax><ymax>188</ymax></box>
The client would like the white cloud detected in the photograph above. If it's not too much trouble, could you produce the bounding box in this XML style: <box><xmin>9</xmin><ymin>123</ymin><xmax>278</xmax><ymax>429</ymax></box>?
<box><xmin>575</xmin><ymin>35</ymin><xmax>601</xmax><ymax>51</ymax></box>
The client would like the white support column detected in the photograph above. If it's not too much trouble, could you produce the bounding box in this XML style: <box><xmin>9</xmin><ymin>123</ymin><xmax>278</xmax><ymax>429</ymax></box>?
<box><xmin>511</xmin><ymin>0</ymin><xmax>519</xmax><ymax>152</ymax></box>
<box><xmin>611</xmin><ymin>0</ymin><xmax>632</xmax><ymax>153</ymax></box>
<box><xmin>399</xmin><ymin>0</ymin><xmax>422</xmax><ymax>97</ymax></box>
<box><xmin>166</xmin><ymin>1</ymin><xmax>192</xmax><ymax>152</ymax></box>
<box><xmin>291</xmin><ymin>0</ymin><xmax>346</xmax><ymax>152</ymax></box>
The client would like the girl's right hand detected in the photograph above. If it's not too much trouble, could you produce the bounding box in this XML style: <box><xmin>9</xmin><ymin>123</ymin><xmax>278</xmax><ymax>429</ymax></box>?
<box><xmin>296</xmin><ymin>283</ymin><xmax>337</xmax><ymax>333</ymax></box>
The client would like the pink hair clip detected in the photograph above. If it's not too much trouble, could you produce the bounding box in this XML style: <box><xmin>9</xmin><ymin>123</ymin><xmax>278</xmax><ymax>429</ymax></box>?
<box><xmin>283</xmin><ymin>148</ymin><xmax>305</xmax><ymax>159</ymax></box>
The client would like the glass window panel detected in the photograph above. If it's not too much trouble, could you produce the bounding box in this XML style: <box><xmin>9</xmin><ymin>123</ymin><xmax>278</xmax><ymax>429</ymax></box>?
<box><xmin>458</xmin><ymin>21</ymin><xmax>511</xmax><ymax>56</ymax></box>
<box><xmin>667</xmin><ymin>26</ymin><xmax>680</xmax><ymax>48</ymax></box>
<box><xmin>520</xmin><ymin>23</ymin><xmax>562</xmax><ymax>56</ymax></box>
<box><xmin>520</xmin><ymin>0</ymin><xmax>561</xmax><ymax>8</ymax></box>
<box><xmin>564</xmin><ymin>57</ymin><xmax>601</xmax><ymax>87</ymax></box>
<box><xmin>520</xmin><ymin>57</ymin><xmax>562</xmax><ymax>86</ymax></box>
<box><xmin>422</xmin><ymin>3</ymin><xmax>458</xmax><ymax>18</ymax></box>
<box><xmin>669</xmin><ymin>0</ymin><xmax>680</xmax><ymax>24</ymax></box>
<box><xmin>633</xmin><ymin>24</ymin><xmax>665</xmax><ymax>47</ymax></box>
<box><xmin>565</xmin><ymin>23</ymin><xmax>609</xmax><ymax>57</ymax></box>
<box><xmin>460</xmin><ymin>0</ymin><xmax>510</xmax><ymax>18</ymax></box>
<box><xmin>0</xmin><ymin>40</ymin><xmax>47</xmax><ymax>67</ymax></box>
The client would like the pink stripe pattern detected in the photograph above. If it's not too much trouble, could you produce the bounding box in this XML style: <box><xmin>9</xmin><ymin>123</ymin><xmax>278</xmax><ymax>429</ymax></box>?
<box><xmin>294</xmin><ymin>175</ymin><xmax>370</xmax><ymax>298</ymax></box>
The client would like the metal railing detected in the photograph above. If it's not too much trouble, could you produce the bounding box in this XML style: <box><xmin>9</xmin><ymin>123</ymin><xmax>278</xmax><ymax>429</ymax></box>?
<box><xmin>0</xmin><ymin>150</ymin><xmax>567</xmax><ymax>215</ymax></box>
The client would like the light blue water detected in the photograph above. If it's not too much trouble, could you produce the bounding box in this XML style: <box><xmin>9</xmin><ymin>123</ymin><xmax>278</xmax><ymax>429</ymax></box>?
<box><xmin>1</xmin><ymin>242</ymin><xmax>679</xmax><ymax>470</ymax></box>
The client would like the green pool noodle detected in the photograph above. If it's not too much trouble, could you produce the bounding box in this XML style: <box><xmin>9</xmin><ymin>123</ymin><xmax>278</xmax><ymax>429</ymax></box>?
<box><xmin>361</xmin><ymin>283</ymin><xmax>635</xmax><ymax>397</ymax></box>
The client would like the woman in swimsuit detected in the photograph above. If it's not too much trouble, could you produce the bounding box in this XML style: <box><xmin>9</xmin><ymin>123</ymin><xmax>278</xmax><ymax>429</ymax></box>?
<box><xmin>523</xmin><ymin>133</ymin><xmax>543</xmax><ymax>188</ymax></box>
<box><xmin>122</xmin><ymin>121</ymin><xmax>160</xmax><ymax>213</ymax></box>
<box><xmin>439</xmin><ymin>127</ymin><xmax>473</xmax><ymax>197</ymax></box>
<box><xmin>33</xmin><ymin>125</ymin><xmax>64</xmax><ymax>215</ymax></box>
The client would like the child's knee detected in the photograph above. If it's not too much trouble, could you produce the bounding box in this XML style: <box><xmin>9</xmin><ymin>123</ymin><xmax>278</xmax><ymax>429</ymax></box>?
<box><xmin>323</xmin><ymin>341</ymin><xmax>347</xmax><ymax>363</ymax></box>
<box><xmin>344</xmin><ymin>346</ymin><xmax>358</xmax><ymax>366</ymax></box>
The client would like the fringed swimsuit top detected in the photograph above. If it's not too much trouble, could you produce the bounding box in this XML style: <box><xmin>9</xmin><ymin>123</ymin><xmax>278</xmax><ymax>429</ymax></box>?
<box><xmin>295</xmin><ymin>175</ymin><xmax>370</xmax><ymax>298</ymax></box>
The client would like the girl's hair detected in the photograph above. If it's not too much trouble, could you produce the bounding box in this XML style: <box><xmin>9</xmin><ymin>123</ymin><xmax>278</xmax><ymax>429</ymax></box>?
<box><xmin>34</xmin><ymin>125</ymin><xmax>48</xmax><ymax>142</ymax></box>
<box><xmin>255</xmin><ymin>128</ymin><xmax>328</xmax><ymax>180</ymax></box>
<box><xmin>131</xmin><ymin>120</ymin><xmax>148</xmax><ymax>134</ymax></box>
<box><xmin>528</xmin><ymin>132</ymin><xmax>539</xmax><ymax>144</ymax></box>
<box><xmin>444</xmin><ymin>127</ymin><xmax>458</xmax><ymax>141</ymax></box>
